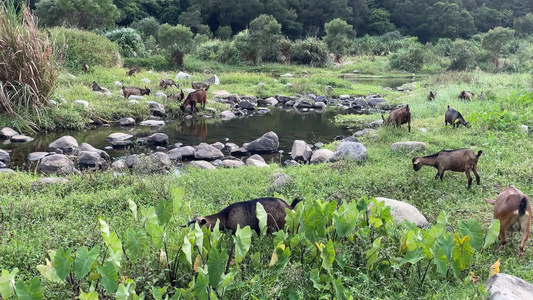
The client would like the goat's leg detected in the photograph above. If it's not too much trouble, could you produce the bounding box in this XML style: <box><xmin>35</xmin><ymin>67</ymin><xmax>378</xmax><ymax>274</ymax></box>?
<box><xmin>473</xmin><ymin>164</ymin><xmax>481</xmax><ymax>185</ymax></box>
<box><xmin>438</xmin><ymin>169</ymin><xmax>445</xmax><ymax>180</ymax></box>
<box><xmin>496</xmin><ymin>227</ymin><xmax>508</xmax><ymax>253</ymax></box>
<box><xmin>465</xmin><ymin>169</ymin><xmax>473</xmax><ymax>189</ymax></box>
<box><xmin>518</xmin><ymin>215</ymin><xmax>531</xmax><ymax>258</ymax></box>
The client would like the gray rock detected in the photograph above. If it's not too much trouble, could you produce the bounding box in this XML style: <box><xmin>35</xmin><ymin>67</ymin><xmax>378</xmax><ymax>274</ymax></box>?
<box><xmin>391</xmin><ymin>142</ymin><xmax>427</xmax><ymax>152</ymax></box>
<box><xmin>106</xmin><ymin>133</ymin><xmax>133</xmax><ymax>143</ymax></box>
<box><xmin>141</xmin><ymin>78</ymin><xmax>151</xmax><ymax>84</ymax></box>
<box><xmin>291</xmin><ymin>140</ymin><xmax>312</xmax><ymax>162</ymax></box>
<box><xmin>310</xmin><ymin>149</ymin><xmax>334</xmax><ymax>164</ymax></box>
<box><xmin>293</xmin><ymin>100</ymin><xmax>313</xmax><ymax>109</ymax></box>
<box><xmin>419</xmin><ymin>128</ymin><xmax>428</xmax><ymax>133</ymax></box>
<box><xmin>189</xmin><ymin>160</ymin><xmax>216</xmax><ymax>170</ymax></box>
<box><xmin>47</xmin><ymin>136</ymin><xmax>78</xmax><ymax>154</ymax></box>
<box><xmin>230</xmin><ymin>147</ymin><xmax>249</xmax><ymax>156</ymax></box>
<box><xmin>339</xmin><ymin>95</ymin><xmax>350</xmax><ymax>100</ymax></box>
<box><xmin>167</xmin><ymin>148</ymin><xmax>183</xmax><ymax>161</ymax></box>
<box><xmin>315</xmin><ymin>96</ymin><xmax>327</xmax><ymax>103</ymax></box>
<box><xmin>220</xmin><ymin>111</ymin><xmax>236</xmax><ymax>120</ymax></box>
<box><xmin>280</xmin><ymin>73</ymin><xmax>294</xmax><ymax>78</ymax></box>
<box><xmin>28</xmin><ymin>152</ymin><xmax>51</xmax><ymax>161</ymax></box>
<box><xmin>176</xmin><ymin>146</ymin><xmax>195</xmax><ymax>158</ymax></box>
<box><xmin>205</xmin><ymin>75</ymin><xmax>220</xmax><ymax>85</ymax></box>
<box><xmin>369</xmin><ymin>119</ymin><xmax>384</xmax><ymax>128</ymax></box>
<box><xmin>521</xmin><ymin>125</ymin><xmax>529</xmax><ymax>133</ymax></box>
<box><xmin>246</xmin><ymin>154</ymin><xmax>269</xmax><ymax>167</ymax></box>
<box><xmin>32</xmin><ymin>177</ymin><xmax>69</xmax><ymax>189</ymax></box>
<box><xmin>329</xmin><ymin>142</ymin><xmax>368</xmax><ymax>162</ymax></box>
<box><xmin>258</xmin><ymin>107</ymin><xmax>271</xmax><ymax>114</ymax></box>
<box><xmin>264</xmin><ymin>97</ymin><xmax>278</xmax><ymax>106</ymax></box>
<box><xmin>153</xmin><ymin>152</ymin><xmax>173</xmax><ymax>170</ymax></box>
<box><xmin>149</xmin><ymin>102</ymin><xmax>166</xmax><ymax>117</ymax></box>
<box><xmin>485</xmin><ymin>273</ymin><xmax>533</xmax><ymax>300</ymax></box>
<box><xmin>125</xmin><ymin>155</ymin><xmax>139</xmax><ymax>168</ymax></box>
<box><xmin>139</xmin><ymin>120</ymin><xmax>165</xmax><ymax>127</ymax></box>
<box><xmin>353</xmin><ymin>98</ymin><xmax>368</xmax><ymax>107</ymax></box>
<box><xmin>111</xmin><ymin>160</ymin><xmax>127</xmax><ymax>171</ymax></box>
<box><xmin>176</xmin><ymin>71</ymin><xmax>191</xmax><ymax>80</ymax></box>
<box><xmin>239</xmin><ymin>100</ymin><xmax>257</xmax><ymax>110</ymax></box>
<box><xmin>128</xmin><ymin>95</ymin><xmax>145</xmax><ymax>100</ymax></box>
<box><xmin>225</xmin><ymin>143</ymin><xmax>239</xmax><ymax>152</ymax></box>
<box><xmin>313</xmin><ymin>102</ymin><xmax>326</xmax><ymax>109</ymax></box>
<box><xmin>0</xmin><ymin>161</ymin><xmax>5</xmax><ymax>168</ymax></box>
<box><xmin>128</xmin><ymin>100</ymin><xmax>139</xmax><ymax>104</ymax></box>
<box><xmin>78</xmin><ymin>151</ymin><xmax>108</xmax><ymax>169</ymax></box>
<box><xmin>73</xmin><ymin>100</ymin><xmax>89</xmax><ymax>108</ymax></box>
<box><xmin>143</xmin><ymin>133</ymin><xmax>169</xmax><ymax>146</ymax></box>
<box><xmin>0</xmin><ymin>127</ymin><xmax>18</xmax><ymax>139</ymax></box>
<box><xmin>39</xmin><ymin>154</ymin><xmax>76</xmax><ymax>175</ymax></box>
<box><xmin>368</xmin><ymin>98</ymin><xmax>387</xmax><ymax>107</ymax></box>
<box><xmin>268</xmin><ymin>173</ymin><xmax>294</xmax><ymax>192</ymax></box>
<box><xmin>111</xmin><ymin>140</ymin><xmax>134</xmax><ymax>149</ymax></box>
<box><xmin>0</xmin><ymin>149</ymin><xmax>9</xmax><ymax>163</ymax></box>
<box><xmin>115</xmin><ymin>81</ymin><xmax>123</xmax><ymax>87</ymax></box>
<box><xmin>353</xmin><ymin>70</ymin><xmax>360</xmax><ymax>74</ymax></box>
<box><xmin>116</xmin><ymin>118</ymin><xmax>136</xmax><ymax>127</ymax></box>
<box><xmin>79</xmin><ymin>143</ymin><xmax>110</xmax><ymax>160</ymax></box>
<box><xmin>370</xmin><ymin>197</ymin><xmax>429</xmax><ymax>227</ymax></box>
<box><xmin>0</xmin><ymin>168</ymin><xmax>14</xmax><ymax>173</ymax></box>
<box><xmin>194</xmin><ymin>143</ymin><xmax>224</xmax><ymax>160</ymax></box>
<box><xmin>243</xmin><ymin>131</ymin><xmax>279</xmax><ymax>153</ymax></box>
<box><xmin>10</xmin><ymin>135</ymin><xmax>33</xmax><ymax>143</ymax></box>
<box><xmin>285</xmin><ymin>83</ymin><xmax>293</xmax><ymax>89</ymax></box>
<box><xmin>354</xmin><ymin>128</ymin><xmax>376</xmax><ymax>137</ymax></box>
<box><xmin>154</xmin><ymin>92</ymin><xmax>167</xmax><ymax>98</ymax></box>
<box><xmin>275</xmin><ymin>95</ymin><xmax>295</xmax><ymax>103</ymax></box>
<box><xmin>211</xmin><ymin>142</ymin><xmax>225</xmax><ymax>150</ymax></box>
<box><xmin>220</xmin><ymin>159</ymin><xmax>245</xmax><ymax>168</ymax></box>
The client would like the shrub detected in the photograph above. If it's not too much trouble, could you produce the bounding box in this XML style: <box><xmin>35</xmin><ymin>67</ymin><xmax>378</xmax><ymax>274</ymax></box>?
<box><xmin>389</xmin><ymin>44</ymin><xmax>424</xmax><ymax>72</ymax></box>
<box><xmin>215</xmin><ymin>25</ymin><xmax>232</xmax><ymax>40</ymax></box>
<box><xmin>123</xmin><ymin>55</ymin><xmax>172</xmax><ymax>71</ymax></box>
<box><xmin>0</xmin><ymin>3</ymin><xmax>62</xmax><ymax>130</ymax></box>
<box><xmin>291</xmin><ymin>38</ymin><xmax>331</xmax><ymax>67</ymax></box>
<box><xmin>448</xmin><ymin>39</ymin><xmax>478</xmax><ymax>71</ymax></box>
<box><xmin>130</xmin><ymin>17</ymin><xmax>160</xmax><ymax>40</ymax></box>
<box><xmin>195</xmin><ymin>40</ymin><xmax>223</xmax><ymax>61</ymax></box>
<box><xmin>49</xmin><ymin>27</ymin><xmax>122</xmax><ymax>72</ymax></box>
<box><xmin>248</xmin><ymin>14</ymin><xmax>283</xmax><ymax>64</ymax></box>
<box><xmin>323</xmin><ymin>18</ymin><xmax>354</xmax><ymax>62</ymax></box>
<box><xmin>105</xmin><ymin>28</ymin><xmax>146</xmax><ymax>58</ymax></box>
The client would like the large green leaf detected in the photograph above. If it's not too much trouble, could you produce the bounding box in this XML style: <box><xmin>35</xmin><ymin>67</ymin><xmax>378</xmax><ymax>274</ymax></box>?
<box><xmin>97</xmin><ymin>261</ymin><xmax>118</xmax><ymax>294</ymax></box>
<box><xmin>399</xmin><ymin>249</ymin><xmax>425</xmax><ymax>266</ymax></box>
<box><xmin>233</xmin><ymin>225</ymin><xmax>252</xmax><ymax>264</ymax></box>
<box><xmin>193</xmin><ymin>223</ymin><xmax>204</xmax><ymax>252</ymax></box>
<box><xmin>75</xmin><ymin>246</ymin><xmax>100</xmax><ymax>280</ymax></box>
<box><xmin>458</xmin><ymin>219</ymin><xmax>484</xmax><ymax>251</ymax></box>
<box><xmin>99</xmin><ymin>217</ymin><xmax>110</xmax><ymax>237</ymax></box>
<box><xmin>422</xmin><ymin>226</ymin><xmax>440</xmax><ymax>258</ymax></box>
<box><xmin>79</xmin><ymin>289</ymin><xmax>99</xmax><ymax>300</ymax></box>
<box><xmin>106</xmin><ymin>248</ymin><xmax>124</xmax><ymax>270</ymax></box>
<box><xmin>157</xmin><ymin>199</ymin><xmax>174</xmax><ymax>226</ymax></box>
<box><xmin>171</xmin><ymin>186</ymin><xmax>185</xmax><ymax>216</ymax></box>
<box><xmin>483</xmin><ymin>219</ymin><xmax>501</xmax><ymax>249</ymax></box>
<box><xmin>36</xmin><ymin>263</ymin><xmax>61</xmax><ymax>283</ymax></box>
<box><xmin>128</xmin><ymin>200</ymin><xmax>138</xmax><ymax>221</ymax></box>
<box><xmin>365</xmin><ymin>237</ymin><xmax>382</xmax><ymax>270</ymax></box>
<box><xmin>432</xmin><ymin>234</ymin><xmax>454</xmax><ymax>277</ymax></box>
<box><xmin>436</xmin><ymin>211</ymin><xmax>448</xmax><ymax>233</ymax></box>
<box><xmin>452</xmin><ymin>234</ymin><xmax>474</xmax><ymax>272</ymax></box>
<box><xmin>116</xmin><ymin>279</ymin><xmax>137</xmax><ymax>300</ymax></box>
<box><xmin>124</xmin><ymin>229</ymin><xmax>148</xmax><ymax>261</ymax></box>
<box><xmin>206</xmin><ymin>247</ymin><xmax>228</xmax><ymax>288</ymax></box>
<box><xmin>256</xmin><ymin>202</ymin><xmax>268</xmax><ymax>236</ymax></box>
<box><xmin>333</xmin><ymin>211</ymin><xmax>356</xmax><ymax>238</ymax></box>
<box><xmin>102</xmin><ymin>232</ymin><xmax>122</xmax><ymax>253</ymax></box>
<box><xmin>0</xmin><ymin>268</ymin><xmax>18</xmax><ymax>299</ymax></box>
<box><xmin>152</xmin><ymin>286</ymin><xmax>168</xmax><ymax>300</ymax></box>
<box><xmin>15</xmin><ymin>277</ymin><xmax>43</xmax><ymax>300</ymax></box>
<box><xmin>195</xmin><ymin>268</ymin><xmax>209</xmax><ymax>299</ymax></box>
<box><xmin>53</xmin><ymin>247</ymin><xmax>74</xmax><ymax>281</ymax></box>
<box><xmin>320</xmin><ymin>240</ymin><xmax>336</xmax><ymax>273</ymax></box>
<box><xmin>182</xmin><ymin>234</ymin><xmax>193</xmax><ymax>266</ymax></box>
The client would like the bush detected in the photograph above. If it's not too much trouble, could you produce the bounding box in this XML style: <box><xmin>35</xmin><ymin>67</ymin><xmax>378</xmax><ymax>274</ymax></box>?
<box><xmin>216</xmin><ymin>25</ymin><xmax>232</xmax><ymax>40</ymax></box>
<box><xmin>291</xmin><ymin>38</ymin><xmax>331</xmax><ymax>67</ymax></box>
<box><xmin>50</xmin><ymin>27</ymin><xmax>122</xmax><ymax>72</ymax></box>
<box><xmin>195</xmin><ymin>40</ymin><xmax>223</xmax><ymax>61</ymax></box>
<box><xmin>105</xmin><ymin>28</ymin><xmax>146</xmax><ymax>58</ymax></box>
<box><xmin>123</xmin><ymin>55</ymin><xmax>172</xmax><ymax>71</ymax></box>
<box><xmin>389</xmin><ymin>44</ymin><xmax>425</xmax><ymax>72</ymax></box>
<box><xmin>448</xmin><ymin>39</ymin><xmax>479</xmax><ymax>71</ymax></box>
<box><xmin>130</xmin><ymin>17</ymin><xmax>160</xmax><ymax>40</ymax></box>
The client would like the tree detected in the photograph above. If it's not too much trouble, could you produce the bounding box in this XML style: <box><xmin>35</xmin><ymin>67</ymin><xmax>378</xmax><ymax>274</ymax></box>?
<box><xmin>34</xmin><ymin>0</ymin><xmax>119</xmax><ymax>30</ymax></box>
<box><xmin>514</xmin><ymin>13</ymin><xmax>533</xmax><ymax>37</ymax></box>
<box><xmin>472</xmin><ymin>4</ymin><xmax>506</xmax><ymax>33</ymax></box>
<box><xmin>263</xmin><ymin>0</ymin><xmax>303</xmax><ymax>39</ymax></box>
<box><xmin>216</xmin><ymin>26</ymin><xmax>232</xmax><ymax>40</ymax></box>
<box><xmin>426</xmin><ymin>2</ymin><xmax>476</xmax><ymax>41</ymax></box>
<box><xmin>248</xmin><ymin>14</ymin><xmax>282</xmax><ymax>64</ymax></box>
<box><xmin>482</xmin><ymin>26</ymin><xmax>515</xmax><ymax>67</ymax></box>
<box><xmin>196</xmin><ymin>24</ymin><xmax>213</xmax><ymax>38</ymax></box>
<box><xmin>158</xmin><ymin>24</ymin><xmax>194</xmax><ymax>68</ymax></box>
<box><xmin>130</xmin><ymin>17</ymin><xmax>160</xmax><ymax>40</ymax></box>
<box><xmin>105</xmin><ymin>28</ymin><xmax>146</xmax><ymax>58</ymax></box>
<box><xmin>178</xmin><ymin>7</ymin><xmax>202</xmax><ymax>29</ymax></box>
<box><xmin>323</xmin><ymin>18</ymin><xmax>354</xmax><ymax>62</ymax></box>
<box><xmin>365</xmin><ymin>8</ymin><xmax>395</xmax><ymax>35</ymax></box>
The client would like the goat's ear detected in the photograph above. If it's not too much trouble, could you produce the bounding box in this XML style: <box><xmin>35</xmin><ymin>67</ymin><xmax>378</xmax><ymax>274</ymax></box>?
<box><xmin>447</xmin><ymin>105</ymin><xmax>450</xmax><ymax>109</ymax></box>
<box><xmin>198</xmin><ymin>218</ymin><xmax>207</xmax><ymax>225</ymax></box>
<box><xmin>412</xmin><ymin>157</ymin><xmax>419</xmax><ymax>163</ymax></box>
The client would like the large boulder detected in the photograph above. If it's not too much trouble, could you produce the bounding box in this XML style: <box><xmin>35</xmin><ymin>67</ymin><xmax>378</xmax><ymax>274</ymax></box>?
<box><xmin>368</xmin><ymin>98</ymin><xmax>387</xmax><ymax>107</ymax></box>
<box><xmin>485</xmin><ymin>273</ymin><xmax>533</xmax><ymax>300</ymax></box>
<box><xmin>0</xmin><ymin>149</ymin><xmax>9</xmax><ymax>164</ymax></box>
<box><xmin>0</xmin><ymin>127</ymin><xmax>18</xmax><ymax>139</ymax></box>
<box><xmin>243</xmin><ymin>131</ymin><xmax>279</xmax><ymax>154</ymax></box>
<box><xmin>263</xmin><ymin>97</ymin><xmax>278</xmax><ymax>106</ymax></box>
<box><xmin>106</xmin><ymin>133</ymin><xmax>133</xmax><ymax>143</ymax></box>
<box><xmin>78</xmin><ymin>151</ymin><xmax>108</xmax><ymax>169</ymax></box>
<box><xmin>246</xmin><ymin>154</ymin><xmax>269</xmax><ymax>167</ymax></box>
<box><xmin>370</xmin><ymin>197</ymin><xmax>429</xmax><ymax>227</ymax></box>
<box><xmin>139</xmin><ymin>120</ymin><xmax>165</xmax><ymax>127</ymax></box>
<box><xmin>391</xmin><ymin>142</ymin><xmax>427</xmax><ymax>152</ymax></box>
<box><xmin>329</xmin><ymin>142</ymin><xmax>368</xmax><ymax>162</ymax></box>
<box><xmin>205</xmin><ymin>75</ymin><xmax>220</xmax><ymax>85</ymax></box>
<box><xmin>310</xmin><ymin>149</ymin><xmax>334</xmax><ymax>164</ymax></box>
<box><xmin>194</xmin><ymin>143</ymin><xmax>224</xmax><ymax>160</ymax></box>
<box><xmin>268</xmin><ymin>173</ymin><xmax>294</xmax><ymax>193</ymax></box>
<box><xmin>189</xmin><ymin>160</ymin><xmax>216</xmax><ymax>170</ymax></box>
<box><xmin>220</xmin><ymin>111</ymin><xmax>236</xmax><ymax>120</ymax></box>
<box><xmin>116</xmin><ymin>118</ymin><xmax>135</xmax><ymax>127</ymax></box>
<box><xmin>39</xmin><ymin>154</ymin><xmax>77</xmax><ymax>175</ymax></box>
<box><xmin>149</xmin><ymin>102</ymin><xmax>166</xmax><ymax>117</ymax></box>
<box><xmin>176</xmin><ymin>71</ymin><xmax>190</xmax><ymax>80</ymax></box>
<box><xmin>47</xmin><ymin>136</ymin><xmax>78</xmax><ymax>154</ymax></box>
<box><xmin>79</xmin><ymin>143</ymin><xmax>110</xmax><ymax>160</ymax></box>
<box><xmin>142</xmin><ymin>133</ymin><xmax>169</xmax><ymax>146</ymax></box>
<box><xmin>239</xmin><ymin>100</ymin><xmax>257</xmax><ymax>110</ymax></box>
<box><xmin>169</xmin><ymin>146</ymin><xmax>195</xmax><ymax>160</ymax></box>
<box><xmin>153</xmin><ymin>152</ymin><xmax>173</xmax><ymax>170</ymax></box>
<box><xmin>220</xmin><ymin>159</ymin><xmax>245</xmax><ymax>168</ymax></box>
<box><xmin>291</xmin><ymin>140</ymin><xmax>312</xmax><ymax>162</ymax></box>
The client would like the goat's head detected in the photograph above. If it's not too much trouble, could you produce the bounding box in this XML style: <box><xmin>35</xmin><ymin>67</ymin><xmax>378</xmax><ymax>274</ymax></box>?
<box><xmin>143</xmin><ymin>87</ymin><xmax>151</xmax><ymax>95</ymax></box>
<box><xmin>412</xmin><ymin>157</ymin><xmax>423</xmax><ymax>171</ymax></box>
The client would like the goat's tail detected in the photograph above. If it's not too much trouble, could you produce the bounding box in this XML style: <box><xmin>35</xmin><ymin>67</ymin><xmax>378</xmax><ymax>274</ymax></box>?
<box><xmin>476</xmin><ymin>150</ymin><xmax>483</xmax><ymax>158</ymax></box>
<box><xmin>290</xmin><ymin>198</ymin><xmax>303</xmax><ymax>209</ymax></box>
<box><xmin>381</xmin><ymin>114</ymin><xmax>385</xmax><ymax>121</ymax></box>
<box><xmin>519</xmin><ymin>197</ymin><xmax>528</xmax><ymax>217</ymax></box>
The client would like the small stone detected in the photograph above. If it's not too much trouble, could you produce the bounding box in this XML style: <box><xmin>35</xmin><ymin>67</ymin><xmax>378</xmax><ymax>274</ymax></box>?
<box><xmin>10</xmin><ymin>135</ymin><xmax>33</xmax><ymax>143</ymax></box>
<box><xmin>0</xmin><ymin>127</ymin><xmax>18</xmax><ymax>139</ymax></box>
<box><xmin>391</xmin><ymin>142</ymin><xmax>427</xmax><ymax>152</ymax></box>
<box><xmin>116</xmin><ymin>118</ymin><xmax>136</xmax><ymax>127</ymax></box>
<box><xmin>280</xmin><ymin>73</ymin><xmax>294</xmax><ymax>78</ymax></box>
<box><xmin>106</xmin><ymin>133</ymin><xmax>133</xmax><ymax>143</ymax></box>
<box><xmin>28</xmin><ymin>152</ymin><xmax>50</xmax><ymax>161</ymax></box>
<box><xmin>246</xmin><ymin>154</ymin><xmax>269</xmax><ymax>167</ymax></box>
<box><xmin>73</xmin><ymin>100</ymin><xmax>89</xmax><ymax>108</ymax></box>
<box><xmin>189</xmin><ymin>160</ymin><xmax>216</xmax><ymax>170</ymax></box>
<box><xmin>141</xmin><ymin>78</ymin><xmax>151</xmax><ymax>84</ymax></box>
<box><xmin>139</xmin><ymin>120</ymin><xmax>165</xmax><ymax>127</ymax></box>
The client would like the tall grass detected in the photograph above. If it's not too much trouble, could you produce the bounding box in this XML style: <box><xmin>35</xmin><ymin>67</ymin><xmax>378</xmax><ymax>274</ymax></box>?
<box><xmin>0</xmin><ymin>2</ymin><xmax>62</xmax><ymax>131</ymax></box>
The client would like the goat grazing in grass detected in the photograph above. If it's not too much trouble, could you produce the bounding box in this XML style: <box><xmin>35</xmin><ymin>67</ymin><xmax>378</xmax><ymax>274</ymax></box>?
<box><xmin>445</xmin><ymin>105</ymin><xmax>468</xmax><ymax>128</ymax></box>
<box><xmin>485</xmin><ymin>185</ymin><xmax>532</xmax><ymax>258</ymax></box>
<box><xmin>159</xmin><ymin>78</ymin><xmax>179</xmax><ymax>89</ymax></box>
<box><xmin>412</xmin><ymin>148</ymin><xmax>482</xmax><ymax>189</ymax></box>
<box><xmin>187</xmin><ymin>197</ymin><xmax>302</xmax><ymax>234</ymax></box>
<box><xmin>127</xmin><ymin>66</ymin><xmax>140</xmax><ymax>76</ymax></box>
<box><xmin>382</xmin><ymin>105</ymin><xmax>411</xmax><ymax>132</ymax></box>
<box><xmin>122</xmin><ymin>86</ymin><xmax>150</xmax><ymax>99</ymax></box>
<box><xmin>427</xmin><ymin>91</ymin><xmax>436</xmax><ymax>101</ymax></box>
<box><xmin>168</xmin><ymin>89</ymin><xmax>185</xmax><ymax>102</ymax></box>
<box><xmin>459</xmin><ymin>91</ymin><xmax>474</xmax><ymax>101</ymax></box>
<box><xmin>180</xmin><ymin>89</ymin><xmax>207</xmax><ymax>113</ymax></box>
<box><xmin>191</xmin><ymin>82</ymin><xmax>210</xmax><ymax>91</ymax></box>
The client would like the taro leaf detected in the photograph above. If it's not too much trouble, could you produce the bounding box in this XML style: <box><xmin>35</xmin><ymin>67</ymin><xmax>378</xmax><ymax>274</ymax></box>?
<box><xmin>483</xmin><ymin>219</ymin><xmax>501</xmax><ymax>249</ymax></box>
<box><xmin>124</xmin><ymin>229</ymin><xmax>148</xmax><ymax>261</ymax></box>
<box><xmin>106</xmin><ymin>248</ymin><xmax>124</xmax><ymax>270</ymax></box>
<box><xmin>195</xmin><ymin>269</ymin><xmax>209</xmax><ymax>300</ymax></box>
<box><xmin>36</xmin><ymin>261</ymin><xmax>61</xmax><ymax>283</ymax></box>
<box><xmin>489</xmin><ymin>259</ymin><xmax>500</xmax><ymax>277</ymax></box>
<box><xmin>365</xmin><ymin>237</ymin><xmax>382</xmax><ymax>270</ymax></box>
<box><xmin>157</xmin><ymin>199</ymin><xmax>174</xmax><ymax>226</ymax></box>
<box><xmin>15</xmin><ymin>277</ymin><xmax>43</xmax><ymax>300</ymax></box>
<box><xmin>436</xmin><ymin>211</ymin><xmax>448</xmax><ymax>233</ymax></box>
<box><xmin>332</xmin><ymin>276</ymin><xmax>347</xmax><ymax>300</ymax></box>
<box><xmin>128</xmin><ymin>200</ymin><xmax>138</xmax><ymax>221</ymax></box>
<box><xmin>75</xmin><ymin>245</ymin><xmax>100</xmax><ymax>280</ymax></box>
<box><xmin>0</xmin><ymin>268</ymin><xmax>19</xmax><ymax>299</ymax></box>
<box><xmin>356</xmin><ymin>196</ymin><xmax>370</xmax><ymax>214</ymax></box>
<box><xmin>193</xmin><ymin>223</ymin><xmax>204</xmax><ymax>252</ymax></box>
<box><xmin>116</xmin><ymin>279</ymin><xmax>136</xmax><ymax>300</ymax></box>
<box><xmin>320</xmin><ymin>240</ymin><xmax>336</xmax><ymax>273</ymax></box>
<box><xmin>97</xmin><ymin>261</ymin><xmax>118</xmax><ymax>294</ymax></box>
<box><xmin>256</xmin><ymin>202</ymin><xmax>268</xmax><ymax>236</ymax></box>
<box><xmin>171</xmin><ymin>186</ymin><xmax>185</xmax><ymax>216</ymax></box>
<box><xmin>152</xmin><ymin>286</ymin><xmax>168</xmax><ymax>300</ymax></box>
<box><xmin>142</xmin><ymin>207</ymin><xmax>159</xmax><ymax>233</ymax></box>
<box><xmin>79</xmin><ymin>289</ymin><xmax>99</xmax><ymax>300</ymax></box>
<box><xmin>333</xmin><ymin>211</ymin><xmax>355</xmax><ymax>238</ymax></box>
<box><xmin>310</xmin><ymin>269</ymin><xmax>322</xmax><ymax>290</ymax></box>
<box><xmin>99</xmin><ymin>217</ymin><xmax>110</xmax><ymax>238</ymax></box>
<box><xmin>284</xmin><ymin>207</ymin><xmax>298</xmax><ymax>233</ymax></box>
<box><xmin>459</xmin><ymin>219</ymin><xmax>484</xmax><ymax>251</ymax></box>
<box><xmin>53</xmin><ymin>247</ymin><xmax>74</xmax><ymax>281</ymax></box>
<box><xmin>182</xmin><ymin>234</ymin><xmax>193</xmax><ymax>266</ymax></box>
<box><xmin>207</xmin><ymin>247</ymin><xmax>228</xmax><ymax>288</ymax></box>
<box><xmin>102</xmin><ymin>232</ymin><xmax>122</xmax><ymax>253</ymax></box>
<box><xmin>276</xmin><ymin>246</ymin><xmax>291</xmax><ymax>271</ymax></box>
<box><xmin>452</xmin><ymin>234</ymin><xmax>474</xmax><ymax>272</ymax></box>
<box><xmin>399</xmin><ymin>249</ymin><xmax>425</xmax><ymax>266</ymax></box>
<box><xmin>211</xmin><ymin>219</ymin><xmax>222</xmax><ymax>246</ymax></box>
<box><xmin>432</xmin><ymin>234</ymin><xmax>454</xmax><ymax>277</ymax></box>
<box><xmin>234</xmin><ymin>225</ymin><xmax>252</xmax><ymax>264</ymax></box>
<box><xmin>422</xmin><ymin>226</ymin><xmax>440</xmax><ymax>258</ymax></box>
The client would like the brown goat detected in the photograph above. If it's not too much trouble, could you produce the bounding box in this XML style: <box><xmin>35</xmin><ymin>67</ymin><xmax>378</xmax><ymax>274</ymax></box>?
<box><xmin>485</xmin><ymin>185</ymin><xmax>532</xmax><ymax>258</ymax></box>
<box><xmin>168</xmin><ymin>89</ymin><xmax>185</xmax><ymax>102</ymax></box>
<box><xmin>382</xmin><ymin>105</ymin><xmax>411</xmax><ymax>132</ymax></box>
<box><xmin>191</xmin><ymin>82</ymin><xmax>210</xmax><ymax>91</ymax></box>
<box><xmin>459</xmin><ymin>91</ymin><xmax>474</xmax><ymax>101</ymax></box>
<box><xmin>127</xmin><ymin>66</ymin><xmax>140</xmax><ymax>76</ymax></box>
<box><xmin>412</xmin><ymin>149</ymin><xmax>482</xmax><ymax>189</ymax></box>
<box><xmin>122</xmin><ymin>86</ymin><xmax>151</xmax><ymax>99</ymax></box>
<box><xmin>190</xmin><ymin>197</ymin><xmax>302</xmax><ymax>233</ymax></box>
<box><xmin>180</xmin><ymin>89</ymin><xmax>207</xmax><ymax>113</ymax></box>
<box><xmin>427</xmin><ymin>91</ymin><xmax>436</xmax><ymax>101</ymax></box>
<box><xmin>159</xmin><ymin>78</ymin><xmax>179</xmax><ymax>89</ymax></box>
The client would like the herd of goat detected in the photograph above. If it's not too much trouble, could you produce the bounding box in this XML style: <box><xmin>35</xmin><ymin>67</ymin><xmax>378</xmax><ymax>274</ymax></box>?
<box><xmin>86</xmin><ymin>63</ymin><xmax>530</xmax><ymax>257</ymax></box>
